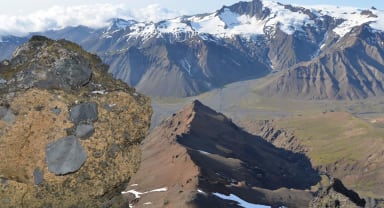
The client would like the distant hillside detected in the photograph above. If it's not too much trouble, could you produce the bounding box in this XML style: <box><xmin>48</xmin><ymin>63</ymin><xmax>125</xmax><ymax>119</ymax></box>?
<box><xmin>262</xmin><ymin>24</ymin><xmax>384</xmax><ymax>100</ymax></box>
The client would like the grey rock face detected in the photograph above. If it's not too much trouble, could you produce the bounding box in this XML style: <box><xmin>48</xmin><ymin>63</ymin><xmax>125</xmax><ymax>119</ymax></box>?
<box><xmin>52</xmin><ymin>58</ymin><xmax>92</xmax><ymax>88</ymax></box>
<box><xmin>33</xmin><ymin>168</ymin><xmax>44</xmax><ymax>185</ymax></box>
<box><xmin>46</xmin><ymin>136</ymin><xmax>87</xmax><ymax>175</ymax></box>
<box><xmin>75</xmin><ymin>124</ymin><xmax>95</xmax><ymax>139</ymax></box>
<box><xmin>69</xmin><ymin>102</ymin><xmax>98</xmax><ymax>124</ymax></box>
<box><xmin>33</xmin><ymin>57</ymin><xmax>92</xmax><ymax>90</ymax></box>
<box><xmin>226</xmin><ymin>0</ymin><xmax>268</xmax><ymax>19</ymax></box>
<box><xmin>4</xmin><ymin>37</ymin><xmax>92</xmax><ymax>91</ymax></box>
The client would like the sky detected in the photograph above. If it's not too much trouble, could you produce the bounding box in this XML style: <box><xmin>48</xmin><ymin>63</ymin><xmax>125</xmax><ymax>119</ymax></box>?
<box><xmin>0</xmin><ymin>0</ymin><xmax>383</xmax><ymax>37</ymax></box>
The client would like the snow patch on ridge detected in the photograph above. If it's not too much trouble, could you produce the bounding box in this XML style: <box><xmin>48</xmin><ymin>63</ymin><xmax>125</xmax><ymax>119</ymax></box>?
<box><xmin>121</xmin><ymin>184</ymin><xmax>168</xmax><ymax>208</ymax></box>
<box><xmin>121</xmin><ymin>187</ymin><xmax>168</xmax><ymax>199</ymax></box>
<box><xmin>187</xmin><ymin>3</ymin><xmax>315</xmax><ymax>38</ymax></box>
<box><xmin>262</xmin><ymin>1</ymin><xmax>315</xmax><ymax>35</ymax></box>
<box><xmin>120</xmin><ymin>0</ymin><xmax>317</xmax><ymax>41</ymax></box>
<box><xmin>308</xmin><ymin>5</ymin><xmax>384</xmax><ymax>37</ymax></box>
<box><xmin>213</xmin><ymin>192</ymin><xmax>271</xmax><ymax>208</ymax></box>
<box><xmin>126</xmin><ymin>22</ymin><xmax>158</xmax><ymax>42</ymax></box>
<box><xmin>143</xmin><ymin>1</ymin><xmax>384</xmax><ymax>41</ymax></box>
<box><xmin>157</xmin><ymin>18</ymin><xmax>194</xmax><ymax>34</ymax></box>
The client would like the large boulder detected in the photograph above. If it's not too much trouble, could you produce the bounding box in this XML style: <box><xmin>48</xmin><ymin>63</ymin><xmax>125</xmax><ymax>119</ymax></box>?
<box><xmin>0</xmin><ymin>36</ymin><xmax>152</xmax><ymax>207</ymax></box>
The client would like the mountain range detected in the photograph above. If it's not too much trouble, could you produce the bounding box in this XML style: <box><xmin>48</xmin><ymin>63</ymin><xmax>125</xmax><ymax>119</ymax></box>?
<box><xmin>1</xmin><ymin>0</ymin><xmax>384</xmax><ymax>99</ymax></box>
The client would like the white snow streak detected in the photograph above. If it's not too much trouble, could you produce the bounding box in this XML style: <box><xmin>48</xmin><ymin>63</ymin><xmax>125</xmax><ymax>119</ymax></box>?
<box><xmin>123</xmin><ymin>190</ymin><xmax>142</xmax><ymax>199</ymax></box>
<box><xmin>197</xmin><ymin>189</ymin><xmax>206</xmax><ymax>195</ymax></box>
<box><xmin>197</xmin><ymin>150</ymin><xmax>211</xmax><ymax>155</ymax></box>
<box><xmin>148</xmin><ymin>187</ymin><xmax>168</xmax><ymax>192</ymax></box>
<box><xmin>213</xmin><ymin>192</ymin><xmax>271</xmax><ymax>208</ymax></box>
<box><xmin>121</xmin><ymin>187</ymin><xmax>168</xmax><ymax>199</ymax></box>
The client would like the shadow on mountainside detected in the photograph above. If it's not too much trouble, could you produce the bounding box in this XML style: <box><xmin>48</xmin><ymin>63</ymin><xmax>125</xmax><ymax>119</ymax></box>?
<box><xmin>175</xmin><ymin>100</ymin><xmax>321</xmax><ymax>207</ymax></box>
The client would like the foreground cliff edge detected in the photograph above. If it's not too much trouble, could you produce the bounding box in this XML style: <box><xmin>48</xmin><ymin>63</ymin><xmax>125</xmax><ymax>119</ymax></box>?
<box><xmin>0</xmin><ymin>36</ymin><xmax>152</xmax><ymax>207</ymax></box>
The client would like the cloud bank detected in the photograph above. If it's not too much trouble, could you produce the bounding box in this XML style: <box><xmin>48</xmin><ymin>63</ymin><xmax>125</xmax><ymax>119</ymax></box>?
<box><xmin>0</xmin><ymin>4</ymin><xmax>184</xmax><ymax>37</ymax></box>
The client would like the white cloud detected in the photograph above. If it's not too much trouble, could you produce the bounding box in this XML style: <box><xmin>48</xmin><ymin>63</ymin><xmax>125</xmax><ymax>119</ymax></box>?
<box><xmin>133</xmin><ymin>4</ymin><xmax>185</xmax><ymax>23</ymax></box>
<box><xmin>0</xmin><ymin>4</ymin><xmax>184</xmax><ymax>37</ymax></box>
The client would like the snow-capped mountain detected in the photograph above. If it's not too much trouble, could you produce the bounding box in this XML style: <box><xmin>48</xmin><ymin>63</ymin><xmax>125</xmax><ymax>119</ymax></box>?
<box><xmin>1</xmin><ymin>0</ymin><xmax>384</xmax><ymax>98</ymax></box>
<box><xmin>102</xmin><ymin>1</ymin><xmax>384</xmax><ymax>42</ymax></box>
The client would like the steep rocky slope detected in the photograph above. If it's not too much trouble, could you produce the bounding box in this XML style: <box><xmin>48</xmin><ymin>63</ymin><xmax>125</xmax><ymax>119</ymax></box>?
<box><xmin>0</xmin><ymin>36</ymin><xmax>152</xmax><ymax>207</ymax></box>
<box><xmin>123</xmin><ymin>100</ymin><xmax>324</xmax><ymax>207</ymax></box>
<box><xmin>101</xmin><ymin>36</ymin><xmax>270</xmax><ymax>97</ymax></box>
<box><xmin>263</xmin><ymin>24</ymin><xmax>384</xmax><ymax>100</ymax></box>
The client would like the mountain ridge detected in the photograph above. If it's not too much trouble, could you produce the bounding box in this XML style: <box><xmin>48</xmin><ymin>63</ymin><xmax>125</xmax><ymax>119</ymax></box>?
<box><xmin>124</xmin><ymin>100</ymin><xmax>319</xmax><ymax>207</ymax></box>
<box><xmin>123</xmin><ymin>100</ymin><xmax>371</xmax><ymax>207</ymax></box>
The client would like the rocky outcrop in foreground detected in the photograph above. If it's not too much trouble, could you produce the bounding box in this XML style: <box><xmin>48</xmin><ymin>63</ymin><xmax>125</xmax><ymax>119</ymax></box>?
<box><xmin>0</xmin><ymin>36</ymin><xmax>152</xmax><ymax>207</ymax></box>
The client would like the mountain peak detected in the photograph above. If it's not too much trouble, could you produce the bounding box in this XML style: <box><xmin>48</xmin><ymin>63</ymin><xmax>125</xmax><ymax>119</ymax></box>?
<box><xmin>221</xmin><ymin>0</ymin><xmax>268</xmax><ymax>19</ymax></box>
<box><xmin>189</xmin><ymin>99</ymin><xmax>220</xmax><ymax>114</ymax></box>
<box><xmin>107</xmin><ymin>18</ymin><xmax>137</xmax><ymax>31</ymax></box>
<box><xmin>154</xmin><ymin>100</ymin><xmax>231</xmax><ymax>138</ymax></box>
<box><xmin>176</xmin><ymin>99</ymin><xmax>234</xmax><ymax>131</ymax></box>
<box><xmin>125</xmin><ymin>99</ymin><xmax>320</xmax><ymax>207</ymax></box>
